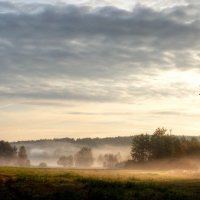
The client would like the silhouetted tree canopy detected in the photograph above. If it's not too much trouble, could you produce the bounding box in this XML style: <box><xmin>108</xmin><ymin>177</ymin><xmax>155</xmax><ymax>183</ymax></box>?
<box><xmin>0</xmin><ymin>141</ymin><xmax>17</xmax><ymax>165</ymax></box>
<box><xmin>131</xmin><ymin>128</ymin><xmax>200</xmax><ymax>163</ymax></box>
<box><xmin>12</xmin><ymin>136</ymin><xmax>133</xmax><ymax>148</ymax></box>
<box><xmin>131</xmin><ymin>134</ymin><xmax>151</xmax><ymax>162</ymax></box>
<box><xmin>153</xmin><ymin>127</ymin><xmax>167</xmax><ymax>136</ymax></box>
<box><xmin>0</xmin><ymin>141</ymin><xmax>17</xmax><ymax>159</ymax></box>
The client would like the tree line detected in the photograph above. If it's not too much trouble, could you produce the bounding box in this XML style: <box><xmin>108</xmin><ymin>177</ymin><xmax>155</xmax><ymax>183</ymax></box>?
<box><xmin>12</xmin><ymin>136</ymin><xmax>133</xmax><ymax>148</ymax></box>
<box><xmin>131</xmin><ymin>128</ymin><xmax>200</xmax><ymax>163</ymax></box>
<box><xmin>1</xmin><ymin>128</ymin><xmax>200</xmax><ymax>168</ymax></box>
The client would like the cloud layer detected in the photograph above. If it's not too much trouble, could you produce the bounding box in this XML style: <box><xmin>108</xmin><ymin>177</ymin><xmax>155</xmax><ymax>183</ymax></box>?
<box><xmin>0</xmin><ymin>1</ymin><xmax>200</xmax><ymax>103</ymax></box>
<box><xmin>1</xmin><ymin>0</ymin><xmax>200</xmax><ymax>140</ymax></box>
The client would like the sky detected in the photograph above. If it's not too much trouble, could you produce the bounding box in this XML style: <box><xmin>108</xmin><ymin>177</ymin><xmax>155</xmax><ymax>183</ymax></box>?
<box><xmin>0</xmin><ymin>0</ymin><xmax>200</xmax><ymax>141</ymax></box>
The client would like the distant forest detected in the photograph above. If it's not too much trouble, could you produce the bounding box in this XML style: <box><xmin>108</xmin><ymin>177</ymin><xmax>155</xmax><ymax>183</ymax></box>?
<box><xmin>12</xmin><ymin>136</ymin><xmax>134</xmax><ymax>147</ymax></box>
<box><xmin>12</xmin><ymin>135</ymin><xmax>200</xmax><ymax>147</ymax></box>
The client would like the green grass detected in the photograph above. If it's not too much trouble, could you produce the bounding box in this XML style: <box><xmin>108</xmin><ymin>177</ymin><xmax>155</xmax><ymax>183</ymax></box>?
<box><xmin>0</xmin><ymin>167</ymin><xmax>200</xmax><ymax>200</ymax></box>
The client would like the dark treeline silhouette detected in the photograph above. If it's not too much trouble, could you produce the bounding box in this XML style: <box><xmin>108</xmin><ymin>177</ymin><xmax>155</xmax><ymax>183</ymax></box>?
<box><xmin>0</xmin><ymin>141</ymin><xmax>30</xmax><ymax>167</ymax></box>
<box><xmin>12</xmin><ymin>135</ymin><xmax>200</xmax><ymax>150</ymax></box>
<box><xmin>12</xmin><ymin>136</ymin><xmax>133</xmax><ymax>147</ymax></box>
<box><xmin>131</xmin><ymin>128</ymin><xmax>200</xmax><ymax>163</ymax></box>
<box><xmin>0</xmin><ymin>141</ymin><xmax>17</xmax><ymax>165</ymax></box>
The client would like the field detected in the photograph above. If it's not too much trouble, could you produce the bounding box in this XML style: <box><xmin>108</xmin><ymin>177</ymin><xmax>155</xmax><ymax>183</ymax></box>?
<box><xmin>0</xmin><ymin>167</ymin><xmax>200</xmax><ymax>200</ymax></box>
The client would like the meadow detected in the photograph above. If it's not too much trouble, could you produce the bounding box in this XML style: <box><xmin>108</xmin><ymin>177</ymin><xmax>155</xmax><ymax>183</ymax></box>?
<box><xmin>0</xmin><ymin>167</ymin><xmax>200</xmax><ymax>200</ymax></box>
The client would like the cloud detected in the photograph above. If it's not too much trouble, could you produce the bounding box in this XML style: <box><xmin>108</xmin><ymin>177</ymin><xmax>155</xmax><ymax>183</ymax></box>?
<box><xmin>66</xmin><ymin>112</ymin><xmax>135</xmax><ymax>115</ymax></box>
<box><xmin>153</xmin><ymin>111</ymin><xmax>200</xmax><ymax>118</ymax></box>
<box><xmin>0</xmin><ymin>2</ymin><xmax>200</xmax><ymax>102</ymax></box>
<box><xmin>0</xmin><ymin>104</ymin><xmax>13</xmax><ymax>109</ymax></box>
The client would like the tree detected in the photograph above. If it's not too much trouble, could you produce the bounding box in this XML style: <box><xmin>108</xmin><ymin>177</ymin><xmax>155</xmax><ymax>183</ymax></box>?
<box><xmin>74</xmin><ymin>147</ymin><xmax>93</xmax><ymax>168</ymax></box>
<box><xmin>0</xmin><ymin>141</ymin><xmax>17</xmax><ymax>158</ymax></box>
<box><xmin>0</xmin><ymin>141</ymin><xmax>17</xmax><ymax>165</ymax></box>
<box><xmin>187</xmin><ymin>137</ymin><xmax>200</xmax><ymax>155</ymax></box>
<box><xmin>151</xmin><ymin>134</ymin><xmax>174</xmax><ymax>159</ymax></box>
<box><xmin>131</xmin><ymin>128</ymin><xmax>200</xmax><ymax>163</ymax></box>
<box><xmin>57</xmin><ymin>155</ymin><xmax>73</xmax><ymax>167</ymax></box>
<box><xmin>97</xmin><ymin>154</ymin><xmax>104</xmax><ymax>166</ymax></box>
<box><xmin>97</xmin><ymin>153</ymin><xmax>121</xmax><ymax>168</ymax></box>
<box><xmin>153</xmin><ymin>127</ymin><xmax>167</xmax><ymax>136</ymax></box>
<box><xmin>18</xmin><ymin>146</ymin><xmax>30</xmax><ymax>167</ymax></box>
<box><xmin>103</xmin><ymin>153</ymin><xmax>120</xmax><ymax>168</ymax></box>
<box><xmin>131</xmin><ymin>134</ymin><xmax>151</xmax><ymax>162</ymax></box>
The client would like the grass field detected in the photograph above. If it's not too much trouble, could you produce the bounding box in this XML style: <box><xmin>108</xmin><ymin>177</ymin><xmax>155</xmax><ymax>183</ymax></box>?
<box><xmin>0</xmin><ymin>167</ymin><xmax>200</xmax><ymax>200</ymax></box>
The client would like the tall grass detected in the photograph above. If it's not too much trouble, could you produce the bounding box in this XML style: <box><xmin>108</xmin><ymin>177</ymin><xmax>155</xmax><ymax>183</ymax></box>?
<box><xmin>0</xmin><ymin>167</ymin><xmax>199</xmax><ymax>200</ymax></box>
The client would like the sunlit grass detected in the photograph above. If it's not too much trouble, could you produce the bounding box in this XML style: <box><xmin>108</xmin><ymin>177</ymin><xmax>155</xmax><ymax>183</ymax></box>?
<box><xmin>0</xmin><ymin>167</ymin><xmax>200</xmax><ymax>200</ymax></box>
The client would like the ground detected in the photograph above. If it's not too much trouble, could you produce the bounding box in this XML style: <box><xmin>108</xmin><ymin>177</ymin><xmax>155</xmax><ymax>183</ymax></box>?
<box><xmin>0</xmin><ymin>167</ymin><xmax>200</xmax><ymax>200</ymax></box>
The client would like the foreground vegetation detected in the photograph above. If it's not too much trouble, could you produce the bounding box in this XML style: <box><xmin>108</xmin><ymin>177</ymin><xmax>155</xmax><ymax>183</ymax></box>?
<box><xmin>0</xmin><ymin>167</ymin><xmax>200</xmax><ymax>200</ymax></box>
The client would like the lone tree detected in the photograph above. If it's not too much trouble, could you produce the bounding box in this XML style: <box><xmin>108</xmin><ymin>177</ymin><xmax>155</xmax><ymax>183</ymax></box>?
<box><xmin>57</xmin><ymin>155</ymin><xmax>73</xmax><ymax>168</ymax></box>
<box><xmin>74</xmin><ymin>147</ymin><xmax>93</xmax><ymax>168</ymax></box>
<box><xmin>18</xmin><ymin>146</ymin><xmax>30</xmax><ymax>167</ymax></box>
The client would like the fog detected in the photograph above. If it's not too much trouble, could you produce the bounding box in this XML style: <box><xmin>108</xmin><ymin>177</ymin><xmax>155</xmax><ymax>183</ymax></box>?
<box><xmin>10</xmin><ymin>141</ymin><xmax>199</xmax><ymax>172</ymax></box>
<box><xmin>13</xmin><ymin>142</ymin><xmax>131</xmax><ymax>167</ymax></box>
<box><xmin>125</xmin><ymin>156</ymin><xmax>200</xmax><ymax>171</ymax></box>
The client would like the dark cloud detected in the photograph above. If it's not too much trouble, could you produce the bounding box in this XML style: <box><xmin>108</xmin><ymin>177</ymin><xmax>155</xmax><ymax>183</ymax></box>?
<box><xmin>0</xmin><ymin>2</ymin><xmax>199</xmax><ymax>102</ymax></box>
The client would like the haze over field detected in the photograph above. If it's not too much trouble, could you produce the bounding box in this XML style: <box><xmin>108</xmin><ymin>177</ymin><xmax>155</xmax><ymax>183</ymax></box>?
<box><xmin>12</xmin><ymin>137</ymin><xmax>132</xmax><ymax>166</ymax></box>
<box><xmin>0</xmin><ymin>0</ymin><xmax>200</xmax><ymax>141</ymax></box>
